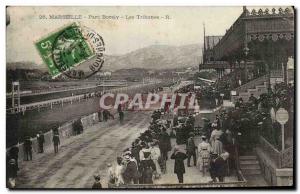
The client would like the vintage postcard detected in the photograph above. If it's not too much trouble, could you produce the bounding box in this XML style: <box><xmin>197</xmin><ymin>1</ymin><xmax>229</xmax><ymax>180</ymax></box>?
<box><xmin>6</xmin><ymin>6</ymin><xmax>295</xmax><ymax>189</ymax></box>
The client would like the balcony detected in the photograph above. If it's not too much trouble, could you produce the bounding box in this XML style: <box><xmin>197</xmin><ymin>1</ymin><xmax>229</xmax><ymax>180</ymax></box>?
<box><xmin>201</xmin><ymin>7</ymin><xmax>294</xmax><ymax>68</ymax></box>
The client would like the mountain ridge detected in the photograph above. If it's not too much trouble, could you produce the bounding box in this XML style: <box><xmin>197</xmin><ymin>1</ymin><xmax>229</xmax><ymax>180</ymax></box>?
<box><xmin>7</xmin><ymin>44</ymin><xmax>202</xmax><ymax>71</ymax></box>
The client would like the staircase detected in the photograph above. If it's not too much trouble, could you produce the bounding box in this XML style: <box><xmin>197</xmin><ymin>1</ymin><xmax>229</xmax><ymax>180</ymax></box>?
<box><xmin>239</xmin><ymin>155</ymin><xmax>270</xmax><ymax>186</ymax></box>
<box><xmin>235</xmin><ymin>75</ymin><xmax>267</xmax><ymax>93</ymax></box>
<box><xmin>239</xmin><ymin>155</ymin><xmax>261</xmax><ymax>175</ymax></box>
<box><xmin>231</xmin><ymin>75</ymin><xmax>268</xmax><ymax>103</ymax></box>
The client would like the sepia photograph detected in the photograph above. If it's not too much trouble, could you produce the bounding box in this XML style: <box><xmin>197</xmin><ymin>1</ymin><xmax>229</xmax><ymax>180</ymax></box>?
<box><xmin>5</xmin><ymin>5</ymin><xmax>295</xmax><ymax>189</ymax></box>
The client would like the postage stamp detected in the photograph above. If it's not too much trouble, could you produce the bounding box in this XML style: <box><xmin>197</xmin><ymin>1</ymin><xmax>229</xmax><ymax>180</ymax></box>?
<box><xmin>35</xmin><ymin>22</ymin><xmax>105</xmax><ymax>79</ymax></box>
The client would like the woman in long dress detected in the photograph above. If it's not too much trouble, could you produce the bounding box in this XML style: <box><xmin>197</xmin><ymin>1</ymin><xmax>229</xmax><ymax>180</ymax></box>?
<box><xmin>210</xmin><ymin>127</ymin><xmax>223</xmax><ymax>155</ymax></box>
<box><xmin>150</xmin><ymin>141</ymin><xmax>162</xmax><ymax>178</ymax></box>
<box><xmin>114</xmin><ymin>157</ymin><xmax>125</xmax><ymax>186</ymax></box>
<box><xmin>197</xmin><ymin>136</ymin><xmax>211</xmax><ymax>172</ymax></box>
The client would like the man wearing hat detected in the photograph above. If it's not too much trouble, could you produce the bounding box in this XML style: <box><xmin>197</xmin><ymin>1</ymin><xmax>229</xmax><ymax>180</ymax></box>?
<box><xmin>139</xmin><ymin>151</ymin><xmax>156</xmax><ymax>184</ymax></box>
<box><xmin>23</xmin><ymin>136</ymin><xmax>32</xmax><ymax>161</ymax></box>
<box><xmin>52</xmin><ymin>134</ymin><xmax>60</xmax><ymax>154</ymax></box>
<box><xmin>123</xmin><ymin>153</ymin><xmax>139</xmax><ymax>184</ymax></box>
<box><xmin>209</xmin><ymin>153</ymin><xmax>218</xmax><ymax>182</ymax></box>
<box><xmin>158</xmin><ymin>128</ymin><xmax>171</xmax><ymax>162</ymax></box>
<box><xmin>37</xmin><ymin>131</ymin><xmax>45</xmax><ymax>153</ymax></box>
<box><xmin>209</xmin><ymin>152</ymin><xmax>229</xmax><ymax>182</ymax></box>
<box><xmin>131</xmin><ymin>139</ymin><xmax>141</xmax><ymax>166</ymax></box>
<box><xmin>92</xmin><ymin>174</ymin><xmax>102</xmax><ymax>189</ymax></box>
<box><xmin>175</xmin><ymin>123</ymin><xmax>185</xmax><ymax>145</ymax></box>
<box><xmin>248</xmin><ymin>93</ymin><xmax>257</xmax><ymax>105</ymax></box>
<box><xmin>170</xmin><ymin>145</ymin><xmax>187</xmax><ymax>183</ymax></box>
<box><xmin>139</xmin><ymin>141</ymin><xmax>150</xmax><ymax>161</ymax></box>
<box><xmin>202</xmin><ymin>117</ymin><xmax>212</xmax><ymax>139</ymax></box>
<box><xmin>52</xmin><ymin>124</ymin><xmax>59</xmax><ymax>135</ymax></box>
<box><xmin>186</xmin><ymin>132</ymin><xmax>197</xmax><ymax>167</ymax></box>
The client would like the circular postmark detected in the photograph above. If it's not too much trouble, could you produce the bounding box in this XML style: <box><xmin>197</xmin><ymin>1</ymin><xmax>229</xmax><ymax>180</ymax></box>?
<box><xmin>51</xmin><ymin>23</ymin><xmax>105</xmax><ymax>79</ymax></box>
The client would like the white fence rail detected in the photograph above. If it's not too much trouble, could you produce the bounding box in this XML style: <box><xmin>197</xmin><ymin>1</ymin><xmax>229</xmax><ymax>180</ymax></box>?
<box><xmin>7</xmin><ymin>81</ymin><xmax>161</xmax><ymax>114</ymax></box>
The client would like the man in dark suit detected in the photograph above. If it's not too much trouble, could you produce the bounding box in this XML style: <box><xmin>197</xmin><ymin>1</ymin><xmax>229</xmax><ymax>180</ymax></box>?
<box><xmin>159</xmin><ymin>128</ymin><xmax>171</xmax><ymax>161</ymax></box>
<box><xmin>123</xmin><ymin>154</ymin><xmax>139</xmax><ymax>184</ymax></box>
<box><xmin>53</xmin><ymin>134</ymin><xmax>60</xmax><ymax>154</ymax></box>
<box><xmin>187</xmin><ymin>132</ymin><xmax>197</xmax><ymax>167</ymax></box>
<box><xmin>24</xmin><ymin>136</ymin><xmax>32</xmax><ymax>161</ymax></box>
<box><xmin>37</xmin><ymin>131</ymin><xmax>45</xmax><ymax>153</ymax></box>
<box><xmin>209</xmin><ymin>152</ymin><xmax>229</xmax><ymax>182</ymax></box>
<box><xmin>170</xmin><ymin>146</ymin><xmax>187</xmax><ymax>183</ymax></box>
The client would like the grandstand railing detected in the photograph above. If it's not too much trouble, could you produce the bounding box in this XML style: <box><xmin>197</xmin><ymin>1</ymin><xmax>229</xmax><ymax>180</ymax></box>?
<box><xmin>259</xmin><ymin>136</ymin><xmax>293</xmax><ymax>169</ymax></box>
<box><xmin>235</xmin><ymin>75</ymin><xmax>267</xmax><ymax>93</ymax></box>
<box><xmin>6</xmin><ymin>81</ymin><xmax>163</xmax><ymax>114</ymax></box>
<box><xmin>6</xmin><ymin>80</ymin><xmax>129</xmax><ymax>97</ymax></box>
<box><xmin>280</xmin><ymin>146</ymin><xmax>293</xmax><ymax>168</ymax></box>
<box><xmin>6</xmin><ymin>111</ymin><xmax>103</xmax><ymax>162</ymax></box>
<box><xmin>111</xmin><ymin>170</ymin><xmax>247</xmax><ymax>188</ymax></box>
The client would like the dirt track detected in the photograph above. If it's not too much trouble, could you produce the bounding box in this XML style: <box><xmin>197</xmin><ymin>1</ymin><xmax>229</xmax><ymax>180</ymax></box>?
<box><xmin>16</xmin><ymin>111</ymin><xmax>151</xmax><ymax>188</ymax></box>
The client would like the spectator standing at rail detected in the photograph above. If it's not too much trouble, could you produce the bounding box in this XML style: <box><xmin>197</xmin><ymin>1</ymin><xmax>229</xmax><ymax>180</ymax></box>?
<box><xmin>52</xmin><ymin>124</ymin><xmax>59</xmax><ymax>136</ymax></box>
<box><xmin>92</xmin><ymin>112</ymin><xmax>98</xmax><ymax>124</ymax></box>
<box><xmin>52</xmin><ymin>134</ymin><xmax>60</xmax><ymax>154</ymax></box>
<box><xmin>118</xmin><ymin>104</ymin><xmax>124</xmax><ymax>123</ymax></box>
<box><xmin>97</xmin><ymin>109</ymin><xmax>103</xmax><ymax>122</ymax></box>
<box><xmin>24</xmin><ymin>136</ymin><xmax>32</xmax><ymax>161</ymax></box>
<box><xmin>170</xmin><ymin>145</ymin><xmax>187</xmax><ymax>183</ymax></box>
<box><xmin>103</xmin><ymin>109</ymin><xmax>114</xmax><ymax>122</ymax></box>
<box><xmin>37</xmin><ymin>131</ymin><xmax>45</xmax><ymax>153</ymax></box>
<box><xmin>187</xmin><ymin>132</ymin><xmax>197</xmax><ymax>167</ymax></box>
<box><xmin>73</xmin><ymin>119</ymin><xmax>83</xmax><ymax>135</ymax></box>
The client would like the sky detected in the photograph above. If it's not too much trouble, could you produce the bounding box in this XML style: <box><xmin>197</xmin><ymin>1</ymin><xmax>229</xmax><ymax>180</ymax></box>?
<box><xmin>6</xmin><ymin>6</ymin><xmax>246</xmax><ymax>63</ymax></box>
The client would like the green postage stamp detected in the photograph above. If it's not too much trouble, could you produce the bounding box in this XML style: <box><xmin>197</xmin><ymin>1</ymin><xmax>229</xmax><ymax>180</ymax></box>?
<box><xmin>35</xmin><ymin>22</ymin><xmax>104</xmax><ymax>79</ymax></box>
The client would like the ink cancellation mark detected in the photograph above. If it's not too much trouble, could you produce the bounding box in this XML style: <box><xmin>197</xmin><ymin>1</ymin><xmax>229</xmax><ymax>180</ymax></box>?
<box><xmin>35</xmin><ymin>22</ymin><xmax>105</xmax><ymax>79</ymax></box>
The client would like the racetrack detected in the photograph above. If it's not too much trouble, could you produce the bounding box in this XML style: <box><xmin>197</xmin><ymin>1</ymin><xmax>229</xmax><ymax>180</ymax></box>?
<box><xmin>16</xmin><ymin>111</ymin><xmax>151</xmax><ymax>188</ymax></box>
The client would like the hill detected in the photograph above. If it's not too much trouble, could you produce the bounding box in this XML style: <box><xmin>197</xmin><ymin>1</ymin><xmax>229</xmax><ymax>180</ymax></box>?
<box><xmin>7</xmin><ymin>44</ymin><xmax>202</xmax><ymax>72</ymax></box>
<box><xmin>103</xmin><ymin>44</ymin><xmax>201</xmax><ymax>71</ymax></box>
